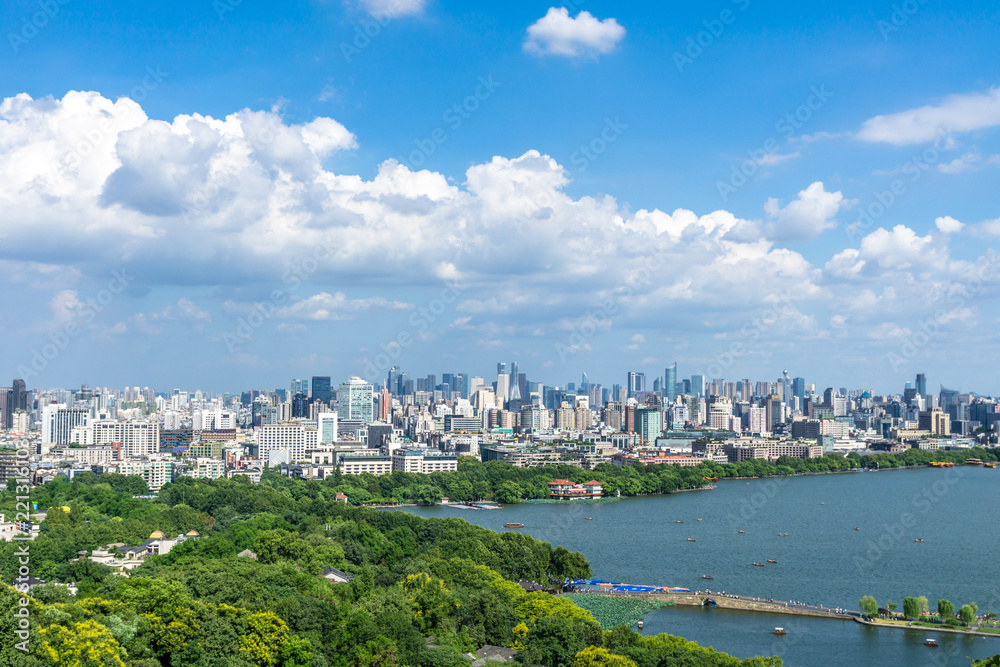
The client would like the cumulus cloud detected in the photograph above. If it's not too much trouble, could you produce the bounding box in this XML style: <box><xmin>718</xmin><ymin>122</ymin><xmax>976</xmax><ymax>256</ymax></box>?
<box><xmin>935</xmin><ymin>216</ymin><xmax>965</xmax><ymax>234</ymax></box>
<box><xmin>938</xmin><ymin>151</ymin><xmax>980</xmax><ymax>174</ymax></box>
<box><xmin>762</xmin><ymin>182</ymin><xmax>845</xmax><ymax>241</ymax></box>
<box><xmin>857</xmin><ymin>87</ymin><xmax>1000</xmax><ymax>145</ymax></box>
<box><xmin>825</xmin><ymin>225</ymin><xmax>948</xmax><ymax>279</ymax></box>
<box><xmin>524</xmin><ymin>8</ymin><xmax>625</xmax><ymax>58</ymax></box>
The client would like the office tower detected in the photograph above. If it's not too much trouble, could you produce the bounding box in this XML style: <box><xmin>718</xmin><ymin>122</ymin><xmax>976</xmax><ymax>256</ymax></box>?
<box><xmin>456</xmin><ymin>373</ymin><xmax>469</xmax><ymax>399</ymax></box>
<box><xmin>665</xmin><ymin>364</ymin><xmax>677</xmax><ymax>401</ymax></box>
<box><xmin>387</xmin><ymin>367</ymin><xmax>400</xmax><ymax>395</ymax></box>
<box><xmin>627</xmin><ymin>372</ymin><xmax>646</xmax><ymax>398</ymax></box>
<box><xmin>311</xmin><ymin>376</ymin><xmax>332</xmax><ymax>403</ymax></box>
<box><xmin>509</xmin><ymin>362</ymin><xmax>521</xmax><ymax>401</ymax></box>
<box><xmin>915</xmin><ymin>373</ymin><xmax>927</xmax><ymax>398</ymax></box>
<box><xmin>338</xmin><ymin>377</ymin><xmax>374</xmax><ymax>425</ymax></box>
<box><xmin>41</xmin><ymin>404</ymin><xmax>89</xmax><ymax>445</ymax></box>
<box><xmin>318</xmin><ymin>412</ymin><xmax>338</xmax><ymax>444</ymax></box>
<box><xmin>290</xmin><ymin>379</ymin><xmax>308</xmax><ymax>396</ymax></box>
<box><xmin>291</xmin><ymin>392</ymin><xmax>309</xmax><ymax>418</ymax></box>
<box><xmin>781</xmin><ymin>371</ymin><xmax>792</xmax><ymax>406</ymax></box>
<box><xmin>469</xmin><ymin>376</ymin><xmax>484</xmax><ymax>397</ymax></box>
<box><xmin>497</xmin><ymin>362</ymin><xmax>507</xmax><ymax>376</ymax></box>
<box><xmin>397</xmin><ymin>372</ymin><xmax>410</xmax><ymax>396</ymax></box>
<box><xmin>690</xmin><ymin>375</ymin><xmax>705</xmax><ymax>398</ymax></box>
<box><xmin>653</xmin><ymin>377</ymin><xmax>662</xmax><ymax>393</ymax></box>
<box><xmin>581</xmin><ymin>372</ymin><xmax>589</xmax><ymax>393</ymax></box>
<box><xmin>426</xmin><ymin>375</ymin><xmax>436</xmax><ymax>394</ymax></box>
<box><xmin>793</xmin><ymin>377</ymin><xmax>805</xmax><ymax>406</ymax></box>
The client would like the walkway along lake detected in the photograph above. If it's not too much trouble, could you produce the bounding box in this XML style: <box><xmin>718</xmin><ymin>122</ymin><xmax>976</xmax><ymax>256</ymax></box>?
<box><xmin>391</xmin><ymin>466</ymin><xmax>1000</xmax><ymax>665</ymax></box>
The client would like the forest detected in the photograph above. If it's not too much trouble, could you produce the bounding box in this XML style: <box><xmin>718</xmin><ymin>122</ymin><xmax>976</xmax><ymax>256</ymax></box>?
<box><xmin>0</xmin><ymin>472</ymin><xmax>784</xmax><ymax>666</ymax></box>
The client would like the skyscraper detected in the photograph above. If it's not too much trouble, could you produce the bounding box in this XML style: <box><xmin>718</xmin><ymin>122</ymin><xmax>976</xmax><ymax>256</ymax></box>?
<box><xmin>915</xmin><ymin>373</ymin><xmax>927</xmax><ymax>397</ymax></box>
<box><xmin>690</xmin><ymin>375</ymin><xmax>705</xmax><ymax>398</ymax></box>
<box><xmin>665</xmin><ymin>364</ymin><xmax>677</xmax><ymax>401</ymax></box>
<box><xmin>509</xmin><ymin>362</ymin><xmax>521</xmax><ymax>401</ymax></box>
<box><xmin>627</xmin><ymin>372</ymin><xmax>645</xmax><ymax>398</ymax></box>
<box><xmin>311</xmin><ymin>376</ymin><xmax>332</xmax><ymax>403</ymax></box>
<box><xmin>338</xmin><ymin>377</ymin><xmax>374</xmax><ymax>425</ymax></box>
<box><xmin>387</xmin><ymin>367</ymin><xmax>400</xmax><ymax>396</ymax></box>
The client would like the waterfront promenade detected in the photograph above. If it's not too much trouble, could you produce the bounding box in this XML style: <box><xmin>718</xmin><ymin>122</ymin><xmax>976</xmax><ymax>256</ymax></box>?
<box><xmin>568</xmin><ymin>587</ymin><xmax>856</xmax><ymax>620</ymax></box>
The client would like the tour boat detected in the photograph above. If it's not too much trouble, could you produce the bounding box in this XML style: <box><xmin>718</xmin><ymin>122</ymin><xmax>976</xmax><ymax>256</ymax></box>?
<box><xmin>773</xmin><ymin>628</ymin><xmax>786</xmax><ymax>635</ymax></box>
<box><xmin>503</xmin><ymin>523</ymin><xmax>524</xmax><ymax>528</ymax></box>
<box><xmin>854</xmin><ymin>527</ymin><xmax>859</xmax><ymax>531</ymax></box>
<box><xmin>676</xmin><ymin>520</ymin><xmax>684</xmax><ymax>523</ymax></box>
<box><xmin>915</xmin><ymin>538</ymin><xmax>924</xmax><ymax>542</ymax></box>
<box><xmin>584</xmin><ymin>517</ymin><xmax>593</xmax><ymax>520</ymax></box>
<box><xmin>767</xmin><ymin>559</ymin><xmax>777</xmax><ymax>563</ymax></box>
<box><xmin>637</xmin><ymin>621</ymin><xmax>643</xmax><ymax>629</ymax></box>
<box><xmin>738</xmin><ymin>530</ymin><xmax>745</xmax><ymax>534</ymax></box>
<box><xmin>778</xmin><ymin>533</ymin><xmax>789</xmax><ymax>537</ymax></box>
<box><xmin>702</xmin><ymin>575</ymin><xmax>714</xmax><ymax>580</ymax></box>
<box><xmin>752</xmin><ymin>562</ymin><xmax>765</xmax><ymax>567</ymax></box>
<box><xmin>688</xmin><ymin>538</ymin><xmax>696</xmax><ymax>542</ymax></box>
<box><xmin>697</xmin><ymin>518</ymin><xmax>703</xmax><ymax>521</ymax></box>
<box><xmin>924</xmin><ymin>638</ymin><xmax>938</xmax><ymax>647</ymax></box>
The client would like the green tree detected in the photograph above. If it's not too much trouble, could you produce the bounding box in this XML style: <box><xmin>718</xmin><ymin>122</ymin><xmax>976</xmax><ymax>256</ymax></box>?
<box><xmin>902</xmin><ymin>597</ymin><xmax>920</xmax><ymax>620</ymax></box>
<box><xmin>937</xmin><ymin>599</ymin><xmax>954</xmax><ymax>620</ymax></box>
<box><xmin>959</xmin><ymin>604</ymin><xmax>977</xmax><ymax>624</ymax></box>
<box><xmin>859</xmin><ymin>596</ymin><xmax>878</xmax><ymax>617</ymax></box>
<box><xmin>572</xmin><ymin>645</ymin><xmax>638</xmax><ymax>667</ymax></box>
<box><xmin>916</xmin><ymin>596</ymin><xmax>930</xmax><ymax>616</ymax></box>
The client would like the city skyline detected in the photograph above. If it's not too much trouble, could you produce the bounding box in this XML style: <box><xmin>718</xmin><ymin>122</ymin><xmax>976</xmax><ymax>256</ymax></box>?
<box><xmin>3</xmin><ymin>2</ymin><xmax>1000</xmax><ymax>393</ymax></box>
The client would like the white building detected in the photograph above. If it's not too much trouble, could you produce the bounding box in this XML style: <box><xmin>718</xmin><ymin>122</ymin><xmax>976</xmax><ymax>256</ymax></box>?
<box><xmin>186</xmin><ymin>458</ymin><xmax>226</xmax><ymax>480</ymax></box>
<box><xmin>117</xmin><ymin>459</ymin><xmax>175</xmax><ymax>491</ymax></box>
<box><xmin>257</xmin><ymin>421</ymin><xmax>319</xmax><ymax>463</ymax></box>
<box><xmin>391</xmin><ymin>449</ymin><xmax>459</xmax><ymax>474</ymax></box>
<box><xmin>76</xmin><ymin>421</ymin><xmax>160</xmax><ymax>457</ymax></box>
<box><xmin>318</xmin><ymin>412</ymin><xmax>338</xmax><ymax>444</ymax></box>
<box><xmin>42</xmin><ymin>404</ymin><xmax>89</xmax><ymax>445</ymax></box>
<box><xmin>339</xmin><ymin>455</ymin><xmax>393</xmax><ymax>476</ymax></box>
<box><xmin>338</xmin><ymin>377</ymin><xmax>374</xmax><ymax>425</ymax></box>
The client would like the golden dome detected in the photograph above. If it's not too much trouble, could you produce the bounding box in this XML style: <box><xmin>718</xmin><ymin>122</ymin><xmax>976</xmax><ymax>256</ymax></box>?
<box><xmin>149</xmin><ymin>530</ymin><xmax>165</xmax><ymax>539</ymax></box>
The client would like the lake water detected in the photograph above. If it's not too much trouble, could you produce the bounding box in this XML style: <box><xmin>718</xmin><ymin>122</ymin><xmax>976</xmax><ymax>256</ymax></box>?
<box><xmin>391</xmin><ymin>466</ymin><xmax>1000</xmax><ymax>666</ymax></box>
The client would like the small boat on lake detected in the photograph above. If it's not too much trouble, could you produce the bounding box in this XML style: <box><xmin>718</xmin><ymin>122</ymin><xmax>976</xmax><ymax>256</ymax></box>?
<box><xmin>702</xmin><ymin>575</ymin><xmax>714</xmax><ymax>580</ymax></box>
<box><xmin>915</xmin><ymin>538</ymin><xmax>924</xmax><ymax>542</ymax></box>
<box><xmin>767</xmin><ymin>559</ymin><xmax>777</xmax><ymax>563</ymax></box>
<box><xmin>773</xmin><ymin>628</ymin><xmax>786</xmax><ymax>635</ymax></box>
<box><xmin>503</xmin><ymin>523</ymin><xmax>524</xmax><ymax>528</ymax></box>
<box><xmin>924</xmin><ymin>638</ymin><xmax>938</xmax><ymax>647</ymax></box>
<box><xmin>778</xmin><ymin>533</ymin><xmax>789</xmax><ymax>537</ymax></box>
<box><xmin>688</xmin><ymin>538</ymin><xmax>696</xmax><ymax>542</ymax></box>
<box><xmin>752</xmin><ymin>562</ymin><xmax>765</xmax><ymax>567</ymax></box>
<box><xmin>738</xmin><ymin>530</ymin><xmax>745</xmax><ymax>534</ymax></box>
<box><xmin>676</xmin><ymin>520</ymin><xmax>684</xmax><ymax>523</ymax></box>
<box><xmin>854</xmin><ymin>527</ymin><xmax>860</xmax><ymax>531</ymax></box>
<box><xmin>637</xmin><ymin>621</ymin><xmax>643</xmax><ymax>629</ymax></box>
<box><xmin>584</xmin><ymin>517</ymin><xmax>593</xmax><ymax>520</ymax></box>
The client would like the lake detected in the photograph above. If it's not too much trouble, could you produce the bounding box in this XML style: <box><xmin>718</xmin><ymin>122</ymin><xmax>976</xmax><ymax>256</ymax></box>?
<box><xmin>391</xmin><ymin>466</ymin><xmax>1000</xmax><ymax>666</ymax></box>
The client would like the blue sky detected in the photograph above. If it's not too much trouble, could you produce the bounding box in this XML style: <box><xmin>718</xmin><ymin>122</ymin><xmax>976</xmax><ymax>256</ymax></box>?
<box><xmin>2</xmin><ymin>0</ymin><xmax>1000</xmax><ymax>395</ymax></box>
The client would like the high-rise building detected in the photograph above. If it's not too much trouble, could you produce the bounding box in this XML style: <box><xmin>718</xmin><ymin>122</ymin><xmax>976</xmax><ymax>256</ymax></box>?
<box><xmin>509</xmin><ymin>362</ymin><xmax>521</xmax><ymax>401</ymax></box>
<box><xmin>387</xmin><ymin>367</ymin><xmax>400</xmax><ymax>396</ymax></box>
<box><xmin>690</xmin><ymin>375</ymin><xmax>705</xmax><ymax>398</ymax></box>
<box><xmin>338</xmin><ymin>377</ymin><xmax>374</xmax><ymax>425</ymax></box>
<box><xmin>915</xmin><ymin>373</ymin><xmax>927</xmax><ymax>398</ymax></box>
<box><xmin>665</xmin><ymin>364</ymin><xmax>677</xmax><ymax>401</ymax></box>
<box><xmin>41</xmin><ymin>404</ymin><xmax>89</xmax><ymax>445</ymax></box>
<box><xmin>311</xmin><ymin>376</ymin><xmax>332</xmax><ymax>403</ymax></box>
<box><xmin>290</xmin><ymin>379</ymin><xmax>308</xmax><ymax>396</ymax></box>
<box><xmin>627</xmin><ymin>372</ymin><xmax>646</xmax><ymax>398</ymax></box>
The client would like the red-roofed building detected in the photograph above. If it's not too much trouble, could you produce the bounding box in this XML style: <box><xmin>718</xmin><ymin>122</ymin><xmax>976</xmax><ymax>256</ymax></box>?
<box><xmin>548</xmin><ymin>479</ymin><xmax>603</xmax><ymax>500</ymax></box>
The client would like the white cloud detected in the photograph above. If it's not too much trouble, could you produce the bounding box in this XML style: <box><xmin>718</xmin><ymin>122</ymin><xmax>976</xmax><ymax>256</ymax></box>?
<box><xmin>524</xmin><ymin>8</ymin><xmax>625</xmax><ymax>58</ymax></box>
<box><xmin>356</xmin><ymin>0</ymin><xmax>424</xmax><ymax>18</ymax></box>
<box><xmin>857</xmin><ymin>87</ymin><xmax>1000</xmax><ymax>145</ymax></box>
<box><xmin>938</xmin><ymin>151</ymin><xmax>980</xmax><ymax>174</ymax></box>
<box><xmin>971</xmin><ymin>218</ymin><xmax>1000</xmax><ymax>238</ymax></box>
<box><xmin>756</xmin><ymin>151</ymin><xmax>801</xmax><ymax>167</ymax></box>
<box><xmin>763</xmin><ymin>182</ymin><xmax>846</xmax><ymax>241</ymax></box>
<box><xmin>935</xmin><ymin>216</ymin><xmax>965</xmax><ymax>234</ymax></box>
<box><xmin>825</xmin><ymin>225</ymin><xmax>949</xmax><ymax>279</ymax></box>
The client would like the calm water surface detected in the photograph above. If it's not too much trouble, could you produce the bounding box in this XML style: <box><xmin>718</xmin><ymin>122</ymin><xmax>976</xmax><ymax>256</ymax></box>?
<box><xmin>392</xmin><ymin>467</ymin><xmax>1000</xmax><ymax>665</ymax></box>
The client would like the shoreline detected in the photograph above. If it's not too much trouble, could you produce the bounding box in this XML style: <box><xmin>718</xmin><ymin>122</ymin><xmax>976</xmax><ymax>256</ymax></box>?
<box><xmin>854</xmin><ymin>616</ymin><xmax>1000</xmax><ymax>638</ymax></box>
